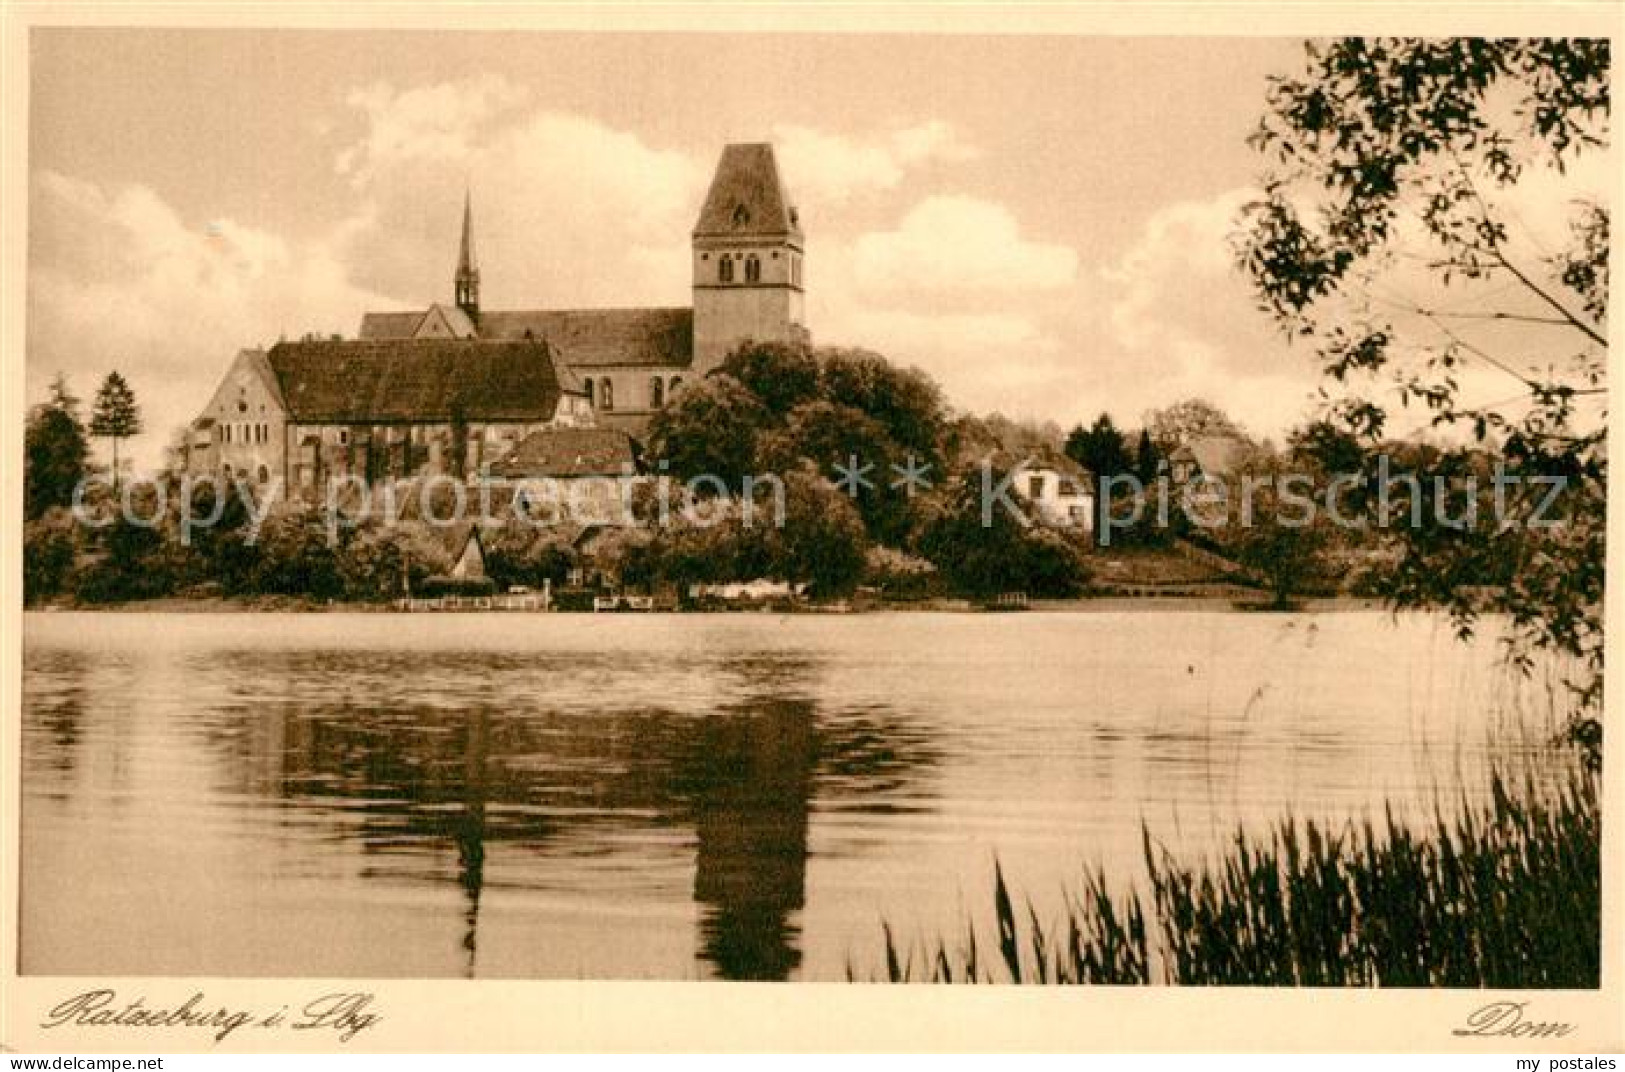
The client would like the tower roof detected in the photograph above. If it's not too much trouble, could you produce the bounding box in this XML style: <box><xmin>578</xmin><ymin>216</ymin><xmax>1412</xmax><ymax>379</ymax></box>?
<box><xmin>693</xmin><ymin>143</ymin><xmax>801</xmax><ymax>239</ymax></box>
<box><xmin>458</xmin><ymin>188</ymin><xmax>477</xmax><ymax>274</ymax></box>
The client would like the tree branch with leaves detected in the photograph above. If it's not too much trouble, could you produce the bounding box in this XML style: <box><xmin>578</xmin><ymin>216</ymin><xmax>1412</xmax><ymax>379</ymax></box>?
<box><xmin>1236</xmin><ymin>37</ymin><xmax>1609</xmax><ymax>763</ymax></box>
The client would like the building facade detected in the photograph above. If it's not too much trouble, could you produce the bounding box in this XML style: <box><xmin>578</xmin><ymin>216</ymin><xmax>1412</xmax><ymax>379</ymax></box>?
<box><xmin>356</xmin><ymin>142</ymin><xmax>809</xmax><ymax>439</ymax></box>
<box><xmin>185</xmin><ymin>141</ymin><xmax>805</xmax><ymax>488</ymax></box>
<box><xmin>187</xmin><ymin>337</ymin><xmax>589</xmax><ymax>491</ymax></box>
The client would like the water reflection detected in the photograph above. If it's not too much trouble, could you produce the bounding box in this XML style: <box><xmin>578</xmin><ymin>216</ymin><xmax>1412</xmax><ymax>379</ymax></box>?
<box><xmin>195</xmin><ymin>649</ymin><xmax>931</xmax><ymax>980</ymax></box>
<box><xmin>685</xmin><ymin>699</ymin><xmax>814</xmax><ymax>980</ymax></box>
<box><xmin>22</xmin><ymin>611</ymin><xmax>1535</xmax><ymax>980</ymax></box>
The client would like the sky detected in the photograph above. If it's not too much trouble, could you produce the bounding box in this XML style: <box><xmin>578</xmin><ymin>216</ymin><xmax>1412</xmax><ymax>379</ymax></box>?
<box><xmin>24</xmin><ymin>29</ymin><xmax>1611</xmax><ymax>471</ymax></box>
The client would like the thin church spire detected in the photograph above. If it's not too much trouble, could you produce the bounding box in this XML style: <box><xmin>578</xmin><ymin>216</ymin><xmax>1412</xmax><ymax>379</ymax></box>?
<box><xmin>455</xmin><ymin>187</ymin><xmax>480</xmax><ymax>319</ymax></box>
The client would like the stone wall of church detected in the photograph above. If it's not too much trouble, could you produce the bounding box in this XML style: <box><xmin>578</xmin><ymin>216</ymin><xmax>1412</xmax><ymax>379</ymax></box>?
<box><xmin>285</xmin><ymin>419</ymin><xmax>554</xmax><ymax>494</ymax></box>
<box><xmin>187</xmin><ymin>354</ymin><xmax>287</xmax><ymax>486</ymax></box>
<box><xmin>577</xmin><ymin>368</ymin><xmax>687</xmax><ymax>417</ymax></box>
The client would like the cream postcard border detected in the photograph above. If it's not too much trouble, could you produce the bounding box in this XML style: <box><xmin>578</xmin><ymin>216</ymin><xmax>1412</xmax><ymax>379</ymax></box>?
<box><xmin>1</xmin><ymin>1</ymin><xmax>1621</xmax><ymax>1053</ymax></box>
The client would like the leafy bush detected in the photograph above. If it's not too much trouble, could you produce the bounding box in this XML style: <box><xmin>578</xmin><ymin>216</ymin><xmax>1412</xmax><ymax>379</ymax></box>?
<box><xmin>23</xmin><ymin>509</ymin><xmax>78</xmax><ymax>603</ymax></box>
<box><xmin>863</xmin><ymin>546</ymin><xmax>939</xmax><ymax>600</ymax></box>
<box><xmin>917</xmin><ymin>466</ymin><xmax>1091</xmax><ymax>598</ymax></box>
<box><xmin>337</xmin><ymin>522</ymin><xmax>451</xmax><ymax>600</ymax></box>
<box><xmin>481</xmin><ymin>522</ymin><xmax>576</xmax><ymax>591</ymax></box>
<box><xmin>248</xmin><ymin>503</ymin><xmax>343</xmax><ymax>598</ymax></box>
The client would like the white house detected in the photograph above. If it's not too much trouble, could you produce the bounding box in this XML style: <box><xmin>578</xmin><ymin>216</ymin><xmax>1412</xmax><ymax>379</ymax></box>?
<box><xmin>1012</xmin><ymin>457</ymin><xmax>1095</xmax><ymax>530</ymax></box>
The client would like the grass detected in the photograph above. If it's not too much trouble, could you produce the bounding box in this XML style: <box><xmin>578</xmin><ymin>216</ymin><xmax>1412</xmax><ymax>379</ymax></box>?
<box><xmin>863</xmin><ymin>770</ymin><xmax>1599</xmax><ymax>987</ymax></box>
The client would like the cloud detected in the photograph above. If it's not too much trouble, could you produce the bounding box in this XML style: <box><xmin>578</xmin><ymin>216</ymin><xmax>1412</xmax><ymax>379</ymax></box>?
<box><xmin>27</xmin><ymin>171</ymin><xmax>391</xmax><ymax>471</ymax></box>
<box><xmin>853</xmin><ymin>195</ymin><xmax>1079</xmax><ymax>297</ymax></box>
<box><xmin>772</xmin><ymin>120</ymin><xmax>976</xmax><ymax>207</ymax></box>
<box><xmin>334</xmin><ymin>79</ymin><xmax>704</xmax><ymax>309</ymax></box>
<box><xmin>1092</xmin><ymin>187</ymin><xmax>1325</xmax><ymax>434</ymax></box>
<box><xmin>335</xmin><ymin>75</ymin><xmax>528</xmax><ymax>184</ymax></box>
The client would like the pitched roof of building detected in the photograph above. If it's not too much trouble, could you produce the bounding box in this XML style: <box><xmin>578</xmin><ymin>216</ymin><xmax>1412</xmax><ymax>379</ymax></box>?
<box><xmin>265</xmin><ymin>338</ymin><xmax>571</xmax><ymax>423</ymax></box>
<box><xmin>693</xmin><ymin>143</ymin><xmax>801</xmax><ymax>239</ymax></box>
<box><xmin>357</xmin><ymin>310</ymin><xmax>428</xmax><ymax>341</ymax></box>
<box><xmin>421</xmin><ymin>303</ymin><xmax>478</xmax><ymax>339</ymax></box>
<box><xmin>468</xmin><ymin>307</ymin><xmax>694</xmax><ymax>368</ymax></box>
<box><xmin>238</xmin><ymin>348</ymin><xmax>286</xmax><ymax>409</ymax></box>
<box><xmin>489</xmin><ymin>425</ymin><xmax>638</xmax><ymax>479</ymax></box>
<box><xmin>1180</xmin><ymin>435</ymin><xmax>1249</xmax><ymax>478</ymax></box>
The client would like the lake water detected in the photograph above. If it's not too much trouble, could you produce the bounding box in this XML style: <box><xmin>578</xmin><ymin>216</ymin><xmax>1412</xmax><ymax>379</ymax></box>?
<box><xmin>20</xmin><ymin>610</ymin><xmax>1564</xmax><ymax>981</ymax></box>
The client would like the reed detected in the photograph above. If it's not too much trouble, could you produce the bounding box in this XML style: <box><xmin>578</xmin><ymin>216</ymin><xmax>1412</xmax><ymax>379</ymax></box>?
<box><xmin>867</xmin><ymin>771</ymin><xmax>1599</xmax><ymax>987</ymax></box>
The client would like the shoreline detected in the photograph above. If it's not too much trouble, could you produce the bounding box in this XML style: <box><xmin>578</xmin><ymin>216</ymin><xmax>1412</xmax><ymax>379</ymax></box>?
<box><xmin>25</xmin><ymin>593</ymin><xmax>1389</xmax><ymax>615</ymax></box>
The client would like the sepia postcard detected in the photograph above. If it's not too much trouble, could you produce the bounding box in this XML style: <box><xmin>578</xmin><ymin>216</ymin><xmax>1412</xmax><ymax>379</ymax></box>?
<box><xmin>3</xmin><ymin>1</ymin><xmax>1622</xmax><ymax>1055</ymax></box>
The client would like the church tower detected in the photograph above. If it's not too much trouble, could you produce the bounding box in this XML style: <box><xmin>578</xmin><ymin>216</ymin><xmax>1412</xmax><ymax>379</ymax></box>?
<box><xmin>691</xmin><ymin>143</ymin><xmax>805</xmax><ymax>374</ymax></box>
<box><xmin>455</xmin><ymin>189</ymin><xmax>480</xmax><ymax>321</ymax></box>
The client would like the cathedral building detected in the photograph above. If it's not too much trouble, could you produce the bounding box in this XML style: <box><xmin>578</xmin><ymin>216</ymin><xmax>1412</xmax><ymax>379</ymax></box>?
<box><xmin>184</xmin><ymin>142</ymin><xmax>808</xmax><ymax>489</ymax></box>
<box><xmin>358</xmin><ymin>141</ymin><xmax>809</xmax><ymax>437</ymax></box>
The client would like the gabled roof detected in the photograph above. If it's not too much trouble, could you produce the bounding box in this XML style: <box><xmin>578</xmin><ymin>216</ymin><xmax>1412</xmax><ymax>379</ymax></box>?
<box><xmin>489</xmin><ymin>426</ymin><xmax>638</xmax><ymax>479</ymax></box>
<box><xmin>358</xmin><ymin>310</ymin><xmax>426</xmax><ymax>341</ymax></box>
<box><xmin>359</xmin><ymin>306</ymin><xmax>693</xmax><ymax>369</ymax></box>
<box><xmin>357</xmin><ymin>304</ymin><xmax>477</xmax><ymax>341</ymax></box>
<box><xmin>474</xmin><ymin>307</ymin><xmax>693</xmax><ymax>368</ymax></box>
<box><xmin>265</xmin><ymin>338</ymin><xmax>568</xmax><ymax>423</ymax></box>
<box><xmin>1182</xmin><ymin>435</ymin><xmax>1249</xmax><ymax>478</ymax></box>
<box><xmin>693</xmin><ymin>143</ymin><xmax>801</xmax><ymax>239</ymax></box>
<box><xmin>417</xmin><ymin>303</ymin><xmax>478</xmax><ymax>339</ymax></box>
<box><xmin>237</xmin><ymin>348</ymin><xmax>286</xmax><ymax>409</ymax></box>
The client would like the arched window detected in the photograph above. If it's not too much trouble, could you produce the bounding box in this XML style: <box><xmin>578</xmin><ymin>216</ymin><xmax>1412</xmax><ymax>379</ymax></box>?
<box><xmin>649</xmin><ymin>376</ymin><xmax>664</xmax><ymax>409</ymax></box>
<box><xmin>583</xmin><ymin>377</ymin><xmax>595</xmax><ymax>407</ymax></box>
<box><xmin>719</xmin><ymin>256</ymin><xmax>734</xmax><ymax>283</ymax></box>
<box><xmin>257</xmin><ymin>464</ymin><xmax>270</xmax><ymax>484</ymax></box>
<box><xmin>668</xmin><ymin>376</ymin><xmax>682</xmax><ymax>395</ymax></box>
<box><xmin>744</xmin><ymin>254</ymin><xmax>760</xmax><ymax>283</ymax></box>
<box><xmin>601</xmin><ymin>379</ymin><xmax>614</xmax><ymax>412</ymax></box>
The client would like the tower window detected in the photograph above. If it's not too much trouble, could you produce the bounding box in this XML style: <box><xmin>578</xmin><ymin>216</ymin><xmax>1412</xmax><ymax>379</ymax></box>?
<box><xmin>583</xmin><ymin>377</ymin><xmax>595</xmax><ymax>407</ymax></box>
<box><xmin>718</xmin><ymin>257</ymin><xmax>734</xmax><ymax>283</ymax></box>
<box><xmin>601</xmin><ymin>380</ymin><xmax>615</xmax><ymax>411</ymax></box>
<box><xmin>744</xmin><ymin>254</ymin><xmax>760</xmax><ymax>283</ymax></box>
<box><xmin>649</xmin><ymin>376</ymin><xmax>664</xmax><ymax>409</ymax></box>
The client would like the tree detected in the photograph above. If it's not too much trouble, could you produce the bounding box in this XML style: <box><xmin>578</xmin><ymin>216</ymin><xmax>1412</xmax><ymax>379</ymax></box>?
<box><xmin>90</xmin><ymin>371</ymin><xmax>143</xmax><ymax>489</ymax></box>
<box><xmin>1144</xmin><ymin>398</ymin><xmax>1245</xmax><ymax>451</ymax></box>
<box><xmin>758</xmin><ymin>400</ymin><xmax>913</xmax><ymax>545</ymax></box>
<box><xmin>768</xmin><ymin>470</ymin><xmax>870</xmax><ymax>596</ymax></box>
<box><xmin>819</xmin><ymin>347</ymin><xmax>947</xmax><ymax>465</ymax></box>
<box><xmin>23</xmin><ymin>509</ymin><xmax>78</xmax><ymax>603</ymax></box>
<box><xmin>1134</xmin><ymin>428</ymin><xmax>1160</xmax><ymax>484</ymax></box>
<box><xmin>917</xmin><ymin>463</ymin><xmax>1091</xmax><ymax>599</ymax></box>
<box><xmin>249</xmin><ymin>502</ymin><xmax>343</xmax><ymax>598</ymax></box>
<box><xmin>479</xmin><ymin>522</ymin><xmax>572</xmax><ymax>593</ymax></box>
<box><xmin>337</xmin><ymin>522</ymin><xmax>454</xmax><ymax>600</ymax></box>
<box><xmin>1237</xmin><ymin>37</ymin><xmax>1609</xmax><ymax>760</ymax></box>
<box><xmin>1066</xmin><ymin>413</ymin><xmax>1133</xmax><ymax>544</ymax></box>
<box><xmin>1287</xmin><ymin>419</ymin><xmax>1366</xmax><ymax>477</ymax></box>
<box><xmin>719</xmin><ymin>341</ymin><xmax>822</xmax><ymax>415</ymax></box>
<box><xmin>646</xmin><ymin>374</ymin><xmax>767</xmax><ymax>488</ymax></box>
<box><xmin>1213</xmin><ymin>446</ymin><xmax>1335</xmax><ymax>608</ymax></box>
<box><xmin>25</xmin><ymin>374</ymin><xmax>90</xmax><ymax>520</ymax></box>
<box><xmin>1065</xmin><ymin>413</ymin><xmax>1131</xmax><ymax>479</ymax></box>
